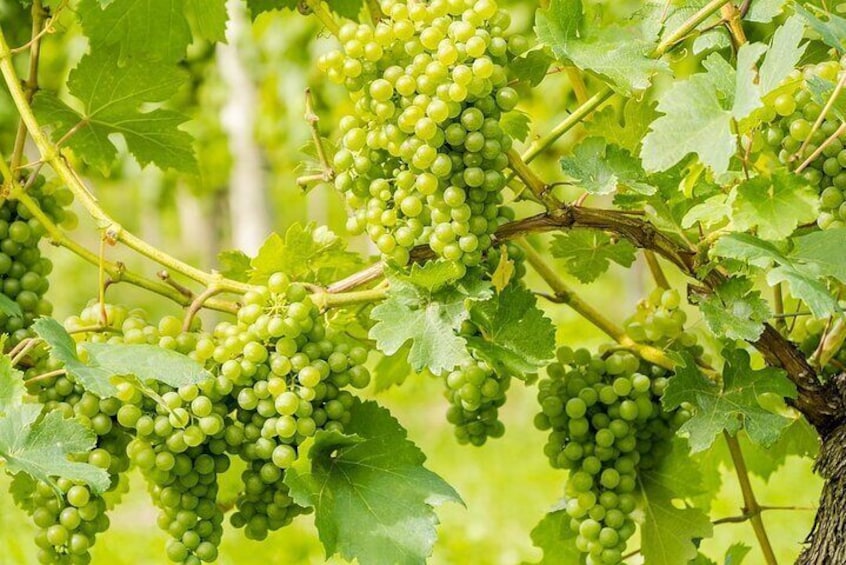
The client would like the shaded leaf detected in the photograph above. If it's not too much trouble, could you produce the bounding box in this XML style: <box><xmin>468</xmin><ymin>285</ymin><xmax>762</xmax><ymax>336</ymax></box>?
<box><xmin>698</xmin><ymin>277</ymin><xmax>771</xmax><ymax>341</ymax></box>
<box><xmin>551</xmin><ymin>229</ymin><xmax>637</xmax><ymax>283</ymax></box>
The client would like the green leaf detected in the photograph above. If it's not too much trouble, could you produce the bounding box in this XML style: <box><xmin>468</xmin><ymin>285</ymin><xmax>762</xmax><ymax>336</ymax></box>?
<box><xmin>33</xmin><ymin>318</ymin><xmax>211</xmax><ymax>398</ymax></box>
<box><xmin>372</xmin><ymin>346</ymin><xmax>417</xmax><ymax>393</ymax></box>
<box><xmin>663</xmin><ymin>350</ymin><xmax>797</xmax><ymax>452</ymax></box>
<box><xmin>759</xmin><ymin>16</ymin><xmax>806</xmax><ymax>95</ymax></box>
<box><xmin>249</xmin><ymin>223</ymin><xmax>364</xmax><ymax>285</ymax></box>
<box><xmin>560</xmin><ymin>137</ymin><xmax>653</xmax><ymax>195</ymax></box>
<box><xmin>509</xmin><ymin>49</ymin><xmax>554</xmax><ymax>87</ymax></box>
<box><xmin>246</xmin><ymin>0</ymin><xmax>298</xmax><ymax>18</ymax></box>
<box><xmin>33</xmin><ymin>318</ymin><xmax>117</xmax><ymax>398</ymax></box>
<box><xmin>732</xmin><ymin>170</ymin><xmax>819</xmax><ymax>242</ymax></box>
<box><xmin>794</xmin><ymin>4</ymin><xmax>846</xmax><ymax>53</ymax></box>
<box><xmin>326</xmin><ymin>0</ymin><xmax>364</xmax><ymax>20</ymax></box>
<box><xmin>369</xmin><ymin>277</ymin><xmax>472</xmax><ymax>374</ymax></box>
<box><xmin>466</xmin><ymin>284</ymin><xmax>555</xmax><ymax>376</ymax></box>
<box><xmin>638</xmin><ymin>438</ymin><xmax>713</xmax><ymax>565</ymax></box>
<box><xmin>535</xmin><ymin>0</ymin><xmax>667</xmax><ymax>96</ymax></box>
<box><xmin>33</xmin><ymin>50</ymin><xmax>196</xmax><ymax>174</ymax></box>
<box><xmin>698</xmin><ymin>277</ymin><xmax>771</xmax><ymax>341</ymax></box>
<box><xmin>82</xmin><ymin>343</ymin><xmax>212</xmax><ymax>389</ymax></box>
<box><xmin>0</xmin><ymin>355</ymin><xmax>25</xmax><ymax>415</ymax></box>
<box><xmin>550</xmin><ymin>229</ymin><xmax>637</xmax><ymax>284</ymax></box>
<box><xmin>217</xmin><ymin>250</ymin><xmax>252</xmax><ymax>282</ymax></box>
<box><xmin>403</xmin><ymin>261</ymin><xmax>468</xmax><ymax>293</ymax></box>
<box><xmin>724</xmin><ymin>543</ymin><xmax>752</xmax><ymax>564</ymax></box>
<box><xmin>746</xmin><ymin>0</ymin><xmax>786</xmax><ymax>23</ymax></box>
<box><xmin>527</xmin><ymin>508</ymin><xmax>585</xmax><ymax>564</ymax></box>
<box><xmin>78</xmin><ymin>0</ymin><xmax>192</xmax><ymax>62</ymax></box>
<box><xmin>713</xmin><ymin>234</ymin><xmax>839</xmax><ymax>317</ymax></box>
<box><xmin>585</xmin><ymin>98</ymin><xmax>658</xmax><ymax>154</ymax></box>
<box><xmin>0</xmin><ymin>361</ymin><xmax>110</xmax><ymax>493</ymax></box>
<box><xmin>184</xmin><ymin>0</ymin><xmax>228</xmax><ymax>43</ymax></box>
<box><xmin>682</xmin><ymin>195</ymin><xmax>731</xmax><ymax>230</ymax></box>
<box><xmin>790</xmin><ymin>228</ymin><xmax>846</xmax><ymax>283</ymax></box>
<box><xmin>641</xmin><ymin>53</ymin><xmax>734</xmax><ymax>175</ymax></box>
<box><xmin>0</xmin><ymin>293</ymin><xmax>22</xmax><ymax>319</ymax></box>
<box><xmin>732</xmin><ymin>419</ymin><xmax>819</xmax><ymax>481</ymax></box>
<box><xmin>284</xmin><ymin>400</ymin><xmax>461</xmax><ymax>565</ymax></box>
<box><xmin>500</xmin><ymin>111</ymin><xmax>531</xmax><ymax>143</ymax></box>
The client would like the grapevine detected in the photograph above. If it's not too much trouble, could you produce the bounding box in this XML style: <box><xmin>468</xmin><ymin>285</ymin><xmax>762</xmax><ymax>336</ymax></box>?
<box><xmin>1</xmin><ymin>1</ymin><xmax>846</xmax><ymax>564</ymax></box>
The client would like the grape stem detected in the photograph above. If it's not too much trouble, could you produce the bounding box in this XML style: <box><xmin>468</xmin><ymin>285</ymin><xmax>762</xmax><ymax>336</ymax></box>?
<box><xmin>10</xmin><ymin>0</ymin><xmax>47</xmax><ymax>174</ymax></box>
<box><xmin>183</xmin><ymin>286</ymin><xmax>225</xmax><ymax>332</ymax></box>
<box><xmin>314</xmin><ymin>282</ymin><xmax>389</xmax><ymax>311</ymax></box>
<box><xmin>304</xmin><ymin>0</ymin><xmax>340</xmax><ymax>36</ymax></box>
<box><xmin>518</xmin><ymin>238</ymin><xmax>675</xmax><ymax>370</ymax></box>
<box><xmin>300</xmin><ymin>88</ymin><xmax>335</xmax><ymax>187</ymax></box>
<box><xmin>643</xmin><ymin>250</ymin><xmax>670</xmax><ymax>290</ymax></box>
<box><xmin>796</xmin><ymin>122</ymin><xmax>846</xmax><ymax>173</ymax></box>
<box><xmin>24</xmin><ymin>368</ymin><xmax>66</xmax><ymax>384</ymax></box>
<box><xmin>794</xmin><ymin>71</ymin><xmax>846</xmax><ymax>164</ymax></box>
<box><xmin>724</xmin><ymin>432</ymin><xmax>778</xmax><ymax>565</ymax></box>
<box><xmin>506</xmin><ymin>148</ymin><xmax>559</xmax><ymax>209</ymax></box>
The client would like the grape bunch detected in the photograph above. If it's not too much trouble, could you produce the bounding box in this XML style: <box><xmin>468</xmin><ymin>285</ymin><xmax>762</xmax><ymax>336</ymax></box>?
<box><xmin>760</xmin><ymin>58</ymin><xmax>846</xmax><ymax>229</ymax></box>
<box><xmin>318</xmin><ymin>0</ymin><xmax>528</xmax><ymax>268</ymax></box>
<box><xmin>443</xmin><ymin>356</ymin><xmax>509</xmax><ymax>445</ymax></box>
<box><xmin>623</xmin><ymin>288</ymin><xmax>700</xmax><ymax>353</ymax></box>
<box><xmin>534</xmin><ymin>347</ymin><xmax>689</xmax><ymax>565</ymax></box>
<box><xmin>0</xmin><ymin>177</ymin><xmax>74</xmax><ymax>346</ymax></box>
<box><xmin>187</xmin><ymin>274</ymin><xmax>369</xmax><ymax>541</ymax></box>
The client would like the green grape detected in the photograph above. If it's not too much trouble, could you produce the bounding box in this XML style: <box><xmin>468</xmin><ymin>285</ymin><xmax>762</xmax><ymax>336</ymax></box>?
<box><xmin>760</xmin><ymin>58</ymin><xmax>846</xmax><ymax>228</ymax></box>
<box><xmin>443</xmin><ymin>357</ymin><xmax>509</xmax><ymax>446</ymax></box>
<box><xmin>623</xmin><ymin>288</ymin><xmax>702</xmax><ymax>355</ymax></box>
<box><xmin>318</xmin><ymin>0</ymin><xmax>526</xmax><ymax>269</ymax></box>
<box><xmin>535</xmin><ymin>347</ymin><xmax>690</xmax><ymax>565</ymax></box>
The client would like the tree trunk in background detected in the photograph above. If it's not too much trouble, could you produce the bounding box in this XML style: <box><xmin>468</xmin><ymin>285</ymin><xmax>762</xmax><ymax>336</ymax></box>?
<box><xmin>218</xmin><ymin>0</ymin><xmax>270</xmax><ymax>255</ymax></box>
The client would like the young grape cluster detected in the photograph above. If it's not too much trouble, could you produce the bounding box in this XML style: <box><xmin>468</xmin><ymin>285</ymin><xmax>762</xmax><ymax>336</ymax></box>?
<box><xmin>319</xmin><ymin>0</ymin><xmax>528</xmax><ymax>268</ymax></box>
<box><xmin>623</xmin><ymin>288</ymin><xmax>700</xmax><ymax>354</ymax></box>
<box><xmin>15</xmin><ymin>273</ymin><xmax>373</xmax><ymax>564</ymax></box>
<box><xmin>443</xmin><ymin>356</ymin><xmax>509</xmax><ymax>445</ymax></box>
<box><xmin>534</xmin><ymin>347</ymin><xmax>688</xmax><ymax>565</ymax></box>
<box><xmin>0</xmin><ymin>177</ymin><xmax>74</xmax><ymax>346</ymax></box>
<box><xmin>760</xmin><ymin>58</ymin><xmax>846</xmax><ymax>229</ymax></box>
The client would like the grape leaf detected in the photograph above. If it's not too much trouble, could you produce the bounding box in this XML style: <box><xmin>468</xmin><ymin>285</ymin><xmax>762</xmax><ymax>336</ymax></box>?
<box><xmin>527</xmin><ymin>508</ymin><xmax>584</xmax><ymax>564</ymax></box>
<box><xmin>0</xmin><ymin>359</ymin><xmax>109</xmax><ymax>492</ymax></box>
<box><xmin>77</xmin><ymin>0</ymin><xmax>192</xmax><ymax>63</ymax></box>
<box><xmin>638</xmin><ymin>438</ymin><xmax>713</xmax><ymax>565</ymax></box>
<box><xmin>246</xmin><ymin>0</ymin><xmax>298</xmax><ymax>18</ymax></box>
<box><xmin>559</xmin><ymin>137</ymin><xmax>654</xmax><ymax>195</ymax></box>
<box><xmin>33</xmin><ymin>317</ymin><xmax>116</xmax><ymax>398</ymax></box>
<box><xmin>184</xmin><ymin>0</ymin><xmax>228</xmax><ymax>43</ymax></box>
<box><xmin>641</xmin><ymin>53</ymin><xmax>734</xmax><ymax>175</ymax></box>
<box><xmin>712</xmin><ymin>234</ymin><xmax>839</xmax><ymax>317</ymax></box>
<box><xmin>746</xmin><ymin>0</ymin><xmax>786</xmax><ymax>23</ymax></box>
<box><xmin>731</xmin><ymin>170</ymin><xmax>819</xmax><ymax>241</ymax></box>
<box><xmin>33</xmin><ymin>318</ymin><xmax>211</xmax><ymax>398</ymax></box>
<box><xmin>759</xmin><ymin>16</ymin><xmax>806</xmax><ymax>95</ymax></box>
<box><xmin>82</xmin><ymin>343</ymin><xmax>212</xmax><ymax>389</ymax></box>
<box><xmin>535</xmin><ymin>0</ymin><xmax>667</xmax><ymax>96</ymax></box>
<box><xmin>509</xmin><ymin>49</ymin><xmax>554</xmax><ymax>87</ymax></box>
<box><xmin>249</xmin><ymin>223</ymin><xmax>364</xmax><ymax>285</ymax></box>
<box><xmin>33</xmin><ymin>50</ymin><xmax>196</xmax><ymax>174</ymax></box>
<box><xmin>372</xmin><ymin>346</ymin><xmax>417</xmax><ymax>393</ymax></box>
<box><xmin>698</xmin><ymin>277</ymin><xmax>771</xmax><ymax>341</ymax></box>
<box><xmin>585</xmin><ymin>98</ymin><xmax>658</xmax><ymax>154</ymax></box>
<box><xmin>216</xmin><ymin>249</ymin><xmax>252</xmax><ymax>282</ymax></box>
<box><xmin>369</xmin><ymin>269</ymin><xmax>491</xmax><ymax>374</ymax></box>
<box><xmin>663</xmin><ymin>350</ymin><xmax>797</xmax><ymax>452</ymax></box>
<box><xmin>284</xmin><ymin>400</ymin><xmax>461</xmax><ymax>565</ymax></box>
<box><xmin>683</xmin><ymin>195</ymin><xmax>731</xmax><ymax>230</ymax></box>
<box><xmin>732</xmin><ymin>420</ymin><xmax>819</xmax><ymax>481</ymax></box>
<box><xmin>466</xmin><ymin>283</ymin><xmax>555</xmax><ymax>376</ymax></box>
<box><xmin>500</xmin><ymin>111</ymin><xmax>531</xmax><ymax>143</ymax></box>
<box><xmin>0</xmin><ymin>294</ymin><xmax>22</xmax><ymax>319</ymax></box>
<box><xmin>550</xmin><ymin>229</ymin><xmax>637</xmax><ymax>284</ymax></box>
<box><xmin>0</xmin><ymin>355</ymin><xmax>24</xmax><ymax>414</ymax></box>
<box><xmin>724</xmin><ymin>543</ymin><xmax>752</xmax><ymax>564</ymax></box>
<box><xmin>790</xmin><ymin>228</ymin><xmax>846</xmax><ymax>283</ymax></box>
<box><xmin>794</xmin><ymin>4</ymin><xmax>846</xmax><ymax>53</ymax></box>
<box><xmin>327</xmin><ymin>0</ymin><xmax>364</xmax><ymax>20</ymax></box>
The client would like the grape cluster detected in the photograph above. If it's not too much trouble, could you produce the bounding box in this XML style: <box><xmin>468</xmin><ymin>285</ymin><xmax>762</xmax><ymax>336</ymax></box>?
<box><xmin>443</xmin><ymin>357</ymin><xmax>509</xmax><ymax>445</ymax></box>
<box><xmin>0</xmin><ymin>178</ymin><xmax>75</xmax><ymax>346</ymax></box>
<box><xmin>28</xmin><ymin>480</ymin><xmax>110</xmax><ymax>565</ymax></box>
<box><xmin>318</xmin><ymin>0</ymin><xmax>528</xmax><ymax>268</ymax></box>
<box><xmin>623</xmin><ymin>288</ymin><xmax>700</xmax><ymax>353</ymax></box>
<box><xmin>534</xmin><ymin>348</ymin><xmax>688</xmax><ymax>565</ymax></box>
<box><xmin>760</xmin><ymin>59</ymin><xmax>846</xmax><ymax>229</ymax></box>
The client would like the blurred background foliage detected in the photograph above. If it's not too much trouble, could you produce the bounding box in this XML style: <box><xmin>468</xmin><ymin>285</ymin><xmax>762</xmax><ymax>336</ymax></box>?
<box><xmin>0</xmin><ymin>0</ymin><xmax>821</xmax><ymax>563</ymax></box>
